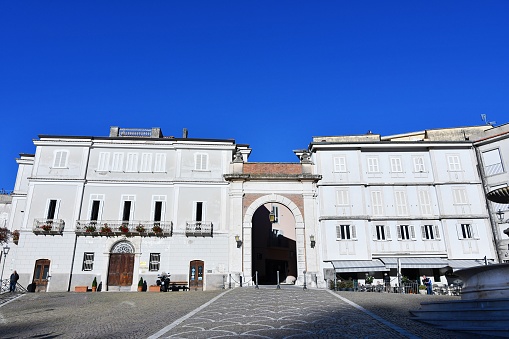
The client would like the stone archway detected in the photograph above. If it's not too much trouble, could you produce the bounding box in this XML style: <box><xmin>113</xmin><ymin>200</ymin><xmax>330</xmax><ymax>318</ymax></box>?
<box><xmin>243</xmin><ymin>194</ymin><xmax>306</xmax><ymax>283</ymax></box>
<box><xmin>108</xmin><ymin>240</ymin><xmax>135</xmax><ymax>288</ymax></box>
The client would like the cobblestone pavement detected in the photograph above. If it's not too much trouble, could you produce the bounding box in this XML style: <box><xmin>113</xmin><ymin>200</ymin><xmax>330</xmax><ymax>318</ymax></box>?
<box><xmin>0</xmin><ymin>288</ymin><xmax>477</xmax><ymax>338</ymax></box>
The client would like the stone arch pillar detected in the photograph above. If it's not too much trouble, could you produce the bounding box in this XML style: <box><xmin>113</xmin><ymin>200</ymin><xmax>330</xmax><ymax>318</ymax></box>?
<box><xmin>243</xmin><ymin>194</ymin><xmax>306</xmax><ymax>284</ymax></box>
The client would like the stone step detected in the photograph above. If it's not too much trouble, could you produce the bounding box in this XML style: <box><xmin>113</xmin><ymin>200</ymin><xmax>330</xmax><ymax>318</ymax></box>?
<box><xmin>417</xmin><ymin>298</ymin><xmax>509</xmax><ymax>311</ymax></box>
<box><xmin>410</xmin><ymin>309</ymin><xmax>509</xmax><ymax>320</ymax></box>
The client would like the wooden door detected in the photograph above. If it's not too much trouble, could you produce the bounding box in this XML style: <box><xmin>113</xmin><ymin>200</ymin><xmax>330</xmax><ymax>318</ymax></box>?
<box><xmin>108</xmin><ymin>254</ymin><xmax>134</xmax><ymax>286</ymax></box>
<box><xmin>33</xmin><ymin>259</ymin><xmax>50</xmax><ymax>292</ymax></box>
<box><xmin>189</xmin><ymin>260</ymin><xmax>204</xmax><ymax>291</ymax></box>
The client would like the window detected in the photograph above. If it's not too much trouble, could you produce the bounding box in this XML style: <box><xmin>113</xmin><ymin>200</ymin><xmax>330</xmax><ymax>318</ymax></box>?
<box><xmin>97</xmin><ymin>152</ymin><xmax>110</xmax><ymax>171</ymax></box>
<box><xmin>447</xmin><ymin>155</ymin><xmax>461</xmax><ymax>171</ymax></box>
<box><xmin>413</xmin><ymin>156</ymin><xmax>425</xmax><ymax>173</ymax></box>
<box><xmin>120</xmin><ymin>195</ymin><xmax>135</xmax><ymax>222</ymax></box>
<box><xmin>333</xmin><ymin>156</ymin><xmax>347</xmax><ymax>172</ymax></box>
<box><xmin>373</xmin><ymin>225</ymin><xmax>391</xmax><ymax>241</ymax></box>
<box><xmin>421</xmin><ymin>225</ymin><xmax>440</xmax><ymax>240</ymax></box>
<box><xmin>395</xmin><ymin>191</ymin><xmax>408</xmax><ymax>216</ymax></box>
<box><xmin>457</xmin><ymin>223</ymin><xmax>477</xmax><ymax>239</ymax></box>
<box><xmin>154</xmin><ymin>153</ymin><xmax>166</xmax><ymax>172</ymax></box>
<box><xmin>46</xmin><ymin>199</ymin><xmax>58</xmax><ymax>220</ymax></box>
<box><xmin>371</xmin><ymin>191</ymin><xmax>384</xmax><ymax>216</ymax></box>
<box><xmin>452</xmin><ymin>188</ymin><xmax>468</xmax><ymax>205</ymax></box>
<box><xmin>397</xmin><ymin>225</ymin><xmax>415</xmax><ymax>240</ymax></box>
<box><xmin>53</xmin><ymin>150</ymin><xmax>69</xmax><ymax>168</ymax></box>
<box><xmin>390</xmin><ymin>157</ymin><xmax>403</xmax><ymax>173</ymax></box>
<box><xmin>367</xmin><ymin>157</ymin><xmax>379</xmax><ymax>173</ymax></box>
<box><xmin>336</xmin><ymin>190</ymin><xmax>350</xmax><ymax>206</ymax></box>
<box><xmin>195</xmin><ymin>202</ymin><xmax>204</xmax><ymax>222</ymax></box>
<box><xmin>482</xmin><ymin>149</ymin><xmax>504</xmax><ymax>176</ymax></box>
<box><xmin>336</xmin><ymin>224</ymin><xmax>356</xmax><ymax>240</ymax></box>
<box><xmin>195</xmin><ymin>153</ymin><xmax>208</xmax><ymax>170</ymax></box>
<box><xmin>122</xmin><ymin>201</ymin><xmax>132</xmax><ymax>221</ymax></box>
<box><xmin>90</xmin><ymin>201</ymin><xmax>100</xmax><ymax>221</ymax></box>
<box><xmin>418</xmin><ymin>190</ymin><xmax>433</xmax><ymax>215</ymax></box>
<box><xmin>126</xmin><ymin>153</ymin><xmax>138</xmax><ymax>172</ymax></box>
<box><xmin>140</xmin><ymin>153</ymin><xmax>152</xmax><ymax>172</ymax></box>
<box><xmin>149</xmin><ymin>253</ymin><xmax>160</xmax><ymax>271</ymax></box>
<box><xmin>82</xmin><ymin>253</ymin><xmax>94</xmax><ymax>271</ymax></box>
<box><xmin>111</xmin><ymin>153</ymin><xmax>124</xmax><ymax>172</ymax></box>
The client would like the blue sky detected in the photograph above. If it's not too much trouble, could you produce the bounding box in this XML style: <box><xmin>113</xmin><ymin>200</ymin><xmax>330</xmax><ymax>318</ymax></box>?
<box><xmin>1</xmin><ymin>1</ymin><xmax>508</xmax><ymax>190</ymax></box>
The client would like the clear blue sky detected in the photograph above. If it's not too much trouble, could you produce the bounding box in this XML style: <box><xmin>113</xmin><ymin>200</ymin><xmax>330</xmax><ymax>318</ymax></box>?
<box><xmin>1</xmin><ymin>1</ymin><xmax>508</xmax><ymax>190</ymax></box>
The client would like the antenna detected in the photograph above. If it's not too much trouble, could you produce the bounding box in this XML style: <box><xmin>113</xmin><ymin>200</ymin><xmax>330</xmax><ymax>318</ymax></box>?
<box><xmin>480</xmin><ymin>114</ymin><xmax>496</xmax><ymax>126</ymax></box>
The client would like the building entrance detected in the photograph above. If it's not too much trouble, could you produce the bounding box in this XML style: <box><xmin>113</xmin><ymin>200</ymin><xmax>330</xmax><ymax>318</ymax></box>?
<box><xmin>107</xmin><ymin>241</ymin><xmax>135</xmax><ymax>288</ymax></box>
<box><xmin>33</xmin><ymin>259</ymin><xmax>50</xmax><ymax>292</ymax></box>
<box><xmin>251</xmin><ymin>203</ymin><xmax>297</xmax><ymax>285</ymax></box>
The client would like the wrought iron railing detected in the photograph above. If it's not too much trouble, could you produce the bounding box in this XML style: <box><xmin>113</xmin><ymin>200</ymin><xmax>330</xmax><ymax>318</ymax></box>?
<box><xmin>75</xmin><ymin>220</ymin><xmax>173</xmax><ymax>237</ymax></box>
<box><xmin>0</xmin><ymin>280</ymin><xmax>27</xmax><ymax>294</ymax></box>
<box><xmin>33</xmin><ymin>219</ymin><xmax>65</xmax><ymax>234</ymax></box>
<box><xmin>185</xmin><ymin>221</ymin><xmax>213</xmax><ymax>237</ymax></box>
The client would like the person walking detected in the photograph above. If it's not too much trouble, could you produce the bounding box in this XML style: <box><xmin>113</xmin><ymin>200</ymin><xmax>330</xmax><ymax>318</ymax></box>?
<box><xmin>422</xmin><ymin>275</ymin><xmax>432</xmax><ymax>295</ymax></box>
<box><xmin>9</xmin><ymin>270</ymin><xmax>19</xmax><ymax>292</ymax></box>
<box><xmin>384</xmin><ymin>273</ymin><xmax>391</xmax><ymax>292</ymax></box>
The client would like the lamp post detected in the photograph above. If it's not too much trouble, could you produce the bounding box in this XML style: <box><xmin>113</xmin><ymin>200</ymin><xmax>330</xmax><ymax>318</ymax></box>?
<box><xmin>1</xmin><ymin>245</ymin><xmax>10</xmax><ymax>290</ymax></box>
<box><xmin>496</xmin><ymin>210</ymin><xmax>509</xmax><ymax>237</ymax></box>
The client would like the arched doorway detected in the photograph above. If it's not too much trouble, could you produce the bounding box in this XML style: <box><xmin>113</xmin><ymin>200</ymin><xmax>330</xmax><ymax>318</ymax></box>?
<box><xmin>108</xmin><ymin>241</ymin><xmax>135</xmax><ymax>288</ymax></box>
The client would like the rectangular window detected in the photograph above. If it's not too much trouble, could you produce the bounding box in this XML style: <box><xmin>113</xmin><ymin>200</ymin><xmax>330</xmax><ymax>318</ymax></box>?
<box><xmin>149</xmin><ymin>253</ymin><xmax>160</xmax><ymax>272</ymax></box>
<box><xmin>447</xmin><ymin>155</ymin><xmax>462</xmax><ymax>171</ymax></box>
<box><xmin>395</xmin><ymin>191</ymin><xmax>408</xmax><ymax>216</ymax></box>
<box><xmin>140</xmin><ymin>153</ymin><xmax>152</xmax><ymax>172</ymax></box>
<box><xmin>397</xmin><ymin>225</ymin><xmax>415</xmax><ymax>240</ymax></box>
<box><xmin>418</xmin><ymin>190</ymin><xmax>433</xmax><ymax>215</ymax></box>
<box><xmin>367</xmin><ymin>157</ymin><xmax>379</xmax><ymax>173</ymax></box>
<box><xmin>421</xmin><ymin>225</ymin><xmax>440</xmax><ymax>240</ymax></box>
<box><xmin>458</xmin><ymin>223</ymin><xmax>475</xmax><ymax>239</ymax></box>
<box><xmin>371</xmin><ymin>191</ymin><xmax>383</xmax><ymax>216</ymax></box>
<box><xmin>154</xmin><ymin>153</ymin><xmax>166</xmax><ymax>172</ymax></box>
<box><xmin>333</xmin><ymin>156</ymin><xmax>347</xmax><ymax>172</ymax></box>
<box><xmin>82</xmin><ymin>253</ymin><xmax>94</xmax><ymax>271</ymax></box>
<box><xmin>336</xmin><ymin>224</ymin><xmax>356</xmax><ymax>240</ymax></box>
<box><xmin>47</xmin><ymin>200</ymin><xmax>58</xmax><ymax>220</ymax></box>
<box><xmin>53</xmin><ymin>150</ymin><xmax>68</xmax><ymax>168</ymax></box>
<box><xmin>195</xmin><ymin>202</ymin><xmax>203</xmax><ymax>221</ymax></box>
<box><xmin>111</xmin><ymin>153</ymin><xmax>124</xmax><ymax>172</ymax></box>
<box><xmin>126</xmin><ymin>153</ymin><xmax>138</xmax><ymax>172</ymax></box>
<box><xmin>482</xmin><ymin>149</ymin><xmax>504</xmax><ymax>176</ymax></box>
<box><xmin>195</xmin><ymin>153</ymin><xmax>208</xmax><ymax>170</ymax></box>
<box><xmin>336</xmin><ymin>190</ymin><xmax>350</xmax><ymax>206</ymax></box>
<box><xmin>390</xmin><ymin>157</ymin><xmax>403</xmax><ymax>173</ymax></box>
<box><xmin>90</xmin><ymin>201</ymin><xmax>100</xmax><ymax>221</ymax></box>
<box><xmin>122</xmin><ymin>201</ymin><xmax>132</xmax><ymax>221</ymax></box>
<box><xmin>453</xmin><ymin>188</ymin><xmax>468</xmax><ymax>205</ymax></box>
<box><xmin>374</xmin><ymin>225</ymin><xmax>391</xmax><ymax>241</ymax></box>
<box><xmin>97</xmin><ymin>152</ymin><xmax>110</xmax><ymax>172</ymax></box>
<box><xmin>154</xmin><ymin>201</ymin><xmax>162</xmax><ymax>222</ymax></box>
<box><xmin>413</xmin><ymin>156</ymin><xmax>425</xmax><ymax>173</ymax></box>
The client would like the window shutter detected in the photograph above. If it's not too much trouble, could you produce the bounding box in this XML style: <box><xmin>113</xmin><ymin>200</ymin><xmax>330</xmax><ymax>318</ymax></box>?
<box><xmin>372</xmin><ymin>225</ymin><xmax>377</xmax><ymax>240</ymax></box>
<box><xmin>336</xmin><ymin>225</ymin><xmax>341</xmax><ymax>240</ymax></box>
<box><xmin>456</xmin><ymin>224</ymin><xmax>463</xmax><ymax>239</ymax></box>
<box><xmin>434</xmin><ymin>225</ymin><xmax>440</xmax><ymax>239</ymax></box>
<box><xmin>385</xmin><ymin>225</ymin><xmax>391</xmax><ymax>240</ymax></box>
<box><xmin>410</xmin><ymin>225</ymin><xmax>416</xmax><ymax>240</ymax></box>
<box><xmin>397</xmin><ymin>225</ymin><xmax>402</xmax><ymax>240</ymax></box>
<box><xmin>421</xmin><ymin>225</ymin><xmax>426</xmax><ymax>239</ymax></box>
<box><xmin>473</xmin><ymin>224</ymin><xmax>479</xmax><ymax>239</ymax></box>
<box><xmin>351</xmin><ymin>225</ymin><xmax>357</xmax><ymax>239</ymax></box>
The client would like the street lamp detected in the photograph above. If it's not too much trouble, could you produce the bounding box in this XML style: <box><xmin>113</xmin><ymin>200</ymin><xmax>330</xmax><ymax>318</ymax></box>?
<box><xmin>495</xmin><ymin>210</ymin><xmax>509</xmax><ymax>237</ymax></box>
<box><xmin>1</xmin><ymin>245</ymin><xmax>10</xmax><ymax>290</ymax></box>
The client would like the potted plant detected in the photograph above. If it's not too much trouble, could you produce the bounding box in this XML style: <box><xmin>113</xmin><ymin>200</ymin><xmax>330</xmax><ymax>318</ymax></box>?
<box><xmin>119</xmin><ymin>224</ymin><xmax>129</xmax><ymax>233</ymax></box>
<box><xmin>85</xmin><ymin>225</ymin><xmax>97</xmax><ymax>233</ymax></box>
<box><xmin>419</xmin><ymin>285</ymin><xmax>427</xmax><ymax>295</ymax></box>
<box><xmin>92</xmin><ymin>277</ymin><xmax>97</xmax><ymax>292</ymax></box>
<box><xmin>136</xmin><ymin>224</ymin><xmax>145</xmax><ymax>233</ymax></box>
<box><xmin>12</xmin><ymin>230</ymin><xmax>20</xmax><ymax>245</ymax></box>
<box><xmin>138</xmin><ymin>277</ymin><xmax>144</xmax><ymax>292</ymax></box>
<box><xmin>365</xmin><ymin>275</ymin><xmax>374</xmax><ymax>285</ymax></box>
<box><xmin>101</xmin><ymin>224</ymin><xmax>112</xmax><ymax>233</ymax></box>
<box><xmin>41</xmin><ymin>224</ymin><xmax>52</xmax><ymax>231</ymax></box>
<box><xmin>152</xmin><ymin>225</ymin><xmax>163</xmax><ymax>233</ymax></box>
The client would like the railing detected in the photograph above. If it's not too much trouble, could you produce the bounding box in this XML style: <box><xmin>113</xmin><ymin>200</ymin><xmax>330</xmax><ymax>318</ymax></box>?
<box><xmin>33</xmin><ymin>219</ymin><xmax>65</xmax><ymax>235</ymax></box>
<box><xmin>1</xmin><ymin>280</ymin><xmax>27</xmax><ymax>294</ymax></box>
<box><xmin>185</xmin><ymin>221</ymin><xmax>213</xmax><ymax>237</ymax></box>
<box><xmin>75</xmin><ymin>220</ymin><xmax>173</xmax><ymax>237</ymax></box>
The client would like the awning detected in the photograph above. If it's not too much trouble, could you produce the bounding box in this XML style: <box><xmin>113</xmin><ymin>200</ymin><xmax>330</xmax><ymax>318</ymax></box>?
<box><xmin>447</xmin><ymin>259</ymin><xmax>490</xmax><ymax>271</ymax></box>
<box><xmin>487</xmin><ymin>186</ymin><xmax>509</xmax><ymax>204</ymax></box>
<box><xmin>328</xmin><ymin>259</ymin><xmax>388</xmax><ymax>272</ymax></box>
<box><xmin>380</xmin><ymin>257</ymin><xmax>448</xmax><ymax>269</ymax></box>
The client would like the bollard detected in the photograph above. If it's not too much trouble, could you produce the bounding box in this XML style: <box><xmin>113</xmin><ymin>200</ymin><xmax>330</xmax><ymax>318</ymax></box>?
<box><xmin>255</xmin><ymin>271</ymin><xmax>259</xmax><ymax>289</ymax></box>
<box><xmin>276</xmin><ymin>271</ymin><xmax>281</xmax><ymax>289</ymax></box>
<box><xmin>229</xmin><ymin>273</ymin><xmax>232</xmax><ymax>289</ymax></box>
<box><xmin>222</xmin><ymin>275</ymin><xmax>225</xmax><ymax>289</ymax></box>
<box><xmin>240</xmin><ymin>275</ymin><xmax>243</xmax><ymax>287</ymax></box>
<box><xmin>303</xmin><ymin>270</ymin><xmax>307</xmax><ymax>290</ymax></box>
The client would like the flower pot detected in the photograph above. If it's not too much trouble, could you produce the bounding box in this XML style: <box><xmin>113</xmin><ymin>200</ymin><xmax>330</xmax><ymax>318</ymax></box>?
<box><xmin>92</xmin><ymin>286</ymin><xmax>97</xmax><ymax>292</ymax></box>
<box><xmin>75</xmin><ymin>286</ymin><xmax>88</xmax><ymax>292</ymax></box>
<box><xmin>419</xmin><ymin>289</ymin><xmax>427</xmax><ymax>295</ymax></box>
<box><xmin>149</xmin><ymin>285</ymin><xmax>160</xmax><ymax>292</ymax></box>
<box><xmin>138</xmin><ymin>286</ymin><xmax>143</xmax><ymax>292</ymax></box>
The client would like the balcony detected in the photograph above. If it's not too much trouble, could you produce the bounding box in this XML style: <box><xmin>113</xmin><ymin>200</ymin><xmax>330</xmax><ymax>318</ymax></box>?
<box><xmin>75</xmin><ymin>220</ymin><xmax>173</xmax><ymax>237</ymax></box>
<box><xmin>185</xmin><ymin>221</ymin><xmax>213</xmax><ymax>237</ymax></box>
<box><xmin>33</xmin><ymin>219</ymin><xmax>65</xmax><ymax>235</ymax></box>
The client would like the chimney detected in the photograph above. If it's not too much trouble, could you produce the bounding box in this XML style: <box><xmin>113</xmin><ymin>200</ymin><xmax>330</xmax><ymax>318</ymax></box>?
<box><xmin>183</xmin><ymin>128</ymin><xmax>188</xmax><ymax>138</ymax></box>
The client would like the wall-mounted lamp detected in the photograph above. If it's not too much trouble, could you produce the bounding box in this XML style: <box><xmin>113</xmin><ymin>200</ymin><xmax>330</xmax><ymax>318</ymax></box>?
<box><xmin>310</xmin><ymin>235</ymin><xmax>316</xmax><ymax>248</ymax></box>
<box><xmin>497</xmin><ymin>209</ymin><xmax>507</xmax><ymax>223</ymax></box>
<box><xmin>269</xmin><ymin>210</ymin><xmax>276</xmax><ymax>223</ymax></box>
<box><xmin>235</xmin><ymin>235</ymin><xmax>243</xmax><ymax>248</ymax></box>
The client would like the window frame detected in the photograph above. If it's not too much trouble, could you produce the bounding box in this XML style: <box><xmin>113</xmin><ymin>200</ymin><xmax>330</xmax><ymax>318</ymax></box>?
<box><xmin>53</xmin><ymin>150</ymin><xmax>69</xmax><ymax>168</ymax></box>
<box><xmin>397</xmin><ymin>224</ymin><xmax>415</xmax><ymax>241</ymax></box>
<box><xmin>333</xmin><ymin>156</ymin><xmax>347</xmax><ymax>173</ymax></box>
<box><xmin>149</xmin><ymin>253</ymin><xmax>160</xmax><ymax>272</ymax></box>
<box><xmin>373</xmin><ymin>224</ymin><xmax>391</xmax><ymax>241</ymax></box>
<box><xmin>390</xmin><ymin>157</ymin><xmax>403</xmax><ymax>173</ymax></box>
<box><xmin>447</xmin><ymin>154</ymin><xmax>462</xmax><ymax>172</ymax></box>
<box><xmin>367</xmin><ymin>157</ymin><xmax>379</xmax><ymax>173</ymax></box>
<box><xmin>336</xmin><ymin>224</ymin><xmax>357</xmax><ymax>240</ymax></box>
<box><xmin>421</xmin><ymin>224</ymin><xmax>440</xmax><ymax>240</ymax></box>
<box><xmin>82</xmin><ymin>252</ymin><xmax>94</xmax><ymax>271</ymax></box>
<box><xmin>194</xmin><ymin>153</ymin><xmax>209</xmax><ymax>171</ymax></box>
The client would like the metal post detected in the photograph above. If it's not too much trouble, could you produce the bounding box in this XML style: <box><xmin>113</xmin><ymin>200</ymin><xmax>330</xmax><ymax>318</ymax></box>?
<box><xmin>228</xmin><ymin>273</ymin><xmax>232</xmax><ymax>289</ymax></box>
<box><xmin>240</xmin><ymin>275</ymin><xmax>243</xmax><ymax>287</ymax></box>
<box><xmin>276</xmin><ymin>271</ymin><xmax>280</xmax><ymax>289</ymax></box>
<box><xmin>222</xmin><ymin>275</ymin><xmax>225</xmax><ymax>289</ymax></box>
<box><xmin>0</xmin><ymin>253</ymin><xmax>7</xmax><ymax>291</ymax></box>
<box><xmin>303</xmin><ymin>270</ymin><xmax>307</xmax><ymax>290</ymax></box>
<box><xmin>255</xmin><ymin>271</ymin><xmax>259</xmax><ymax>289</ymax></box>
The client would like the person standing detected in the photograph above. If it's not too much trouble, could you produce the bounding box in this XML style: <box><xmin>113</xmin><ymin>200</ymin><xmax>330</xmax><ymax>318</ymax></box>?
<box><xmin>384</xmin><ymin>273</ymin><xmax>391</xmax><ymax>292</ymax></box>
<box><xmin>9</xmin><ymin>270</ymin><xmax>19</xmax><ymax>292</ymax></box>
<box><xmin>422</xmin><ymin>275</ymin><xmax>432</xmax><ymax>295</ymax></box>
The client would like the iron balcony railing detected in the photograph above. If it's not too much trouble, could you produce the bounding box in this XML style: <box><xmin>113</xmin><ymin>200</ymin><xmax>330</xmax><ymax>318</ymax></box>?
<box><xmin>75</xmin><ymin>220</ymin><xmax>173</xmax><ymax>237</ymax></box>
<box><xmin>33</xmin><ymin>219</ymin><xmax>65</xmax><ymax>235</ymax></box>
<box><xmin>185</xmin><ymin>221</ymin><xmax>213</xmax><ymax>237</ymax></box>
